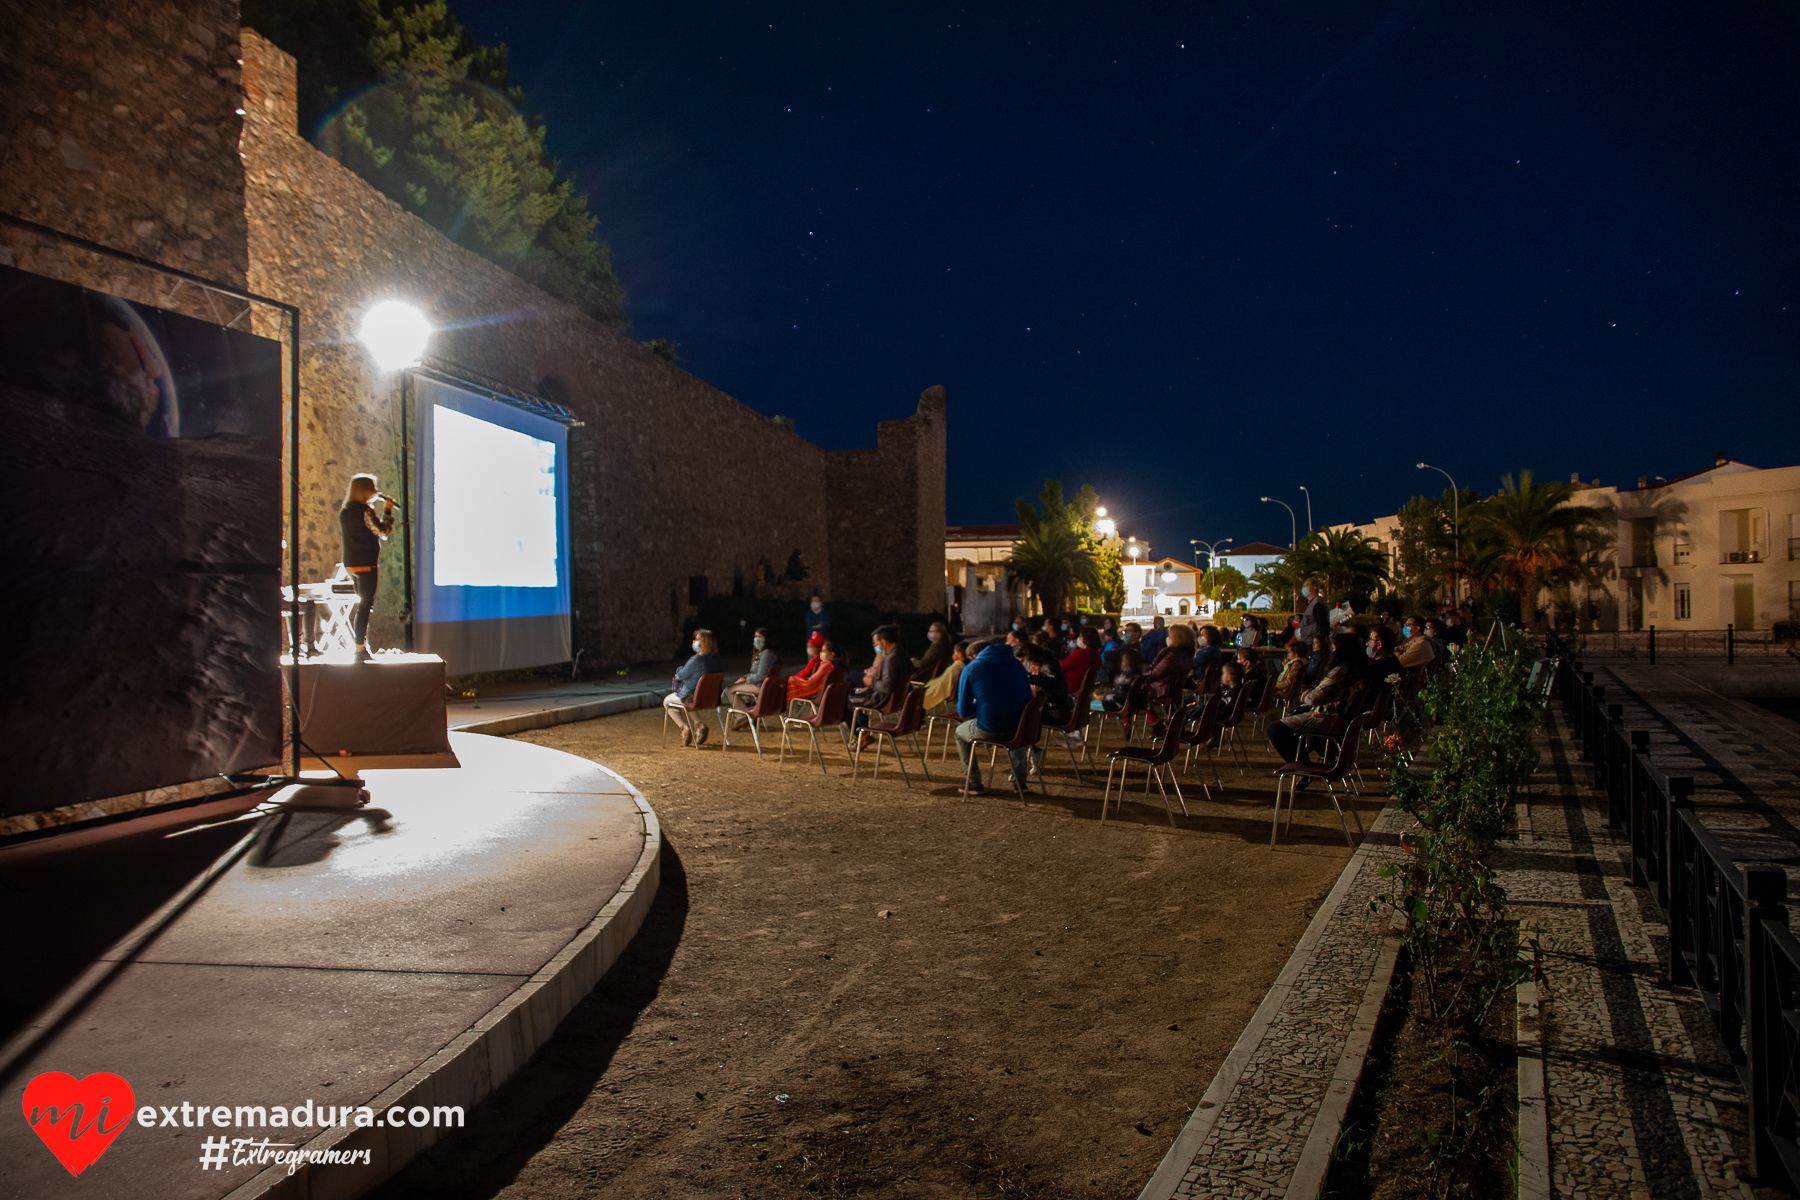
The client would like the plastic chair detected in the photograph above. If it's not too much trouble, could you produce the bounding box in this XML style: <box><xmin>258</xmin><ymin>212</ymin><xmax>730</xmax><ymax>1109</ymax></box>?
<box><xmin>1209</xmin><ymin>685</ymin><xmax>1258</xmax><ymax>777</ymax></box>
<box><xmin>1039</xmin><ymin>669</ymin><xmax>1093</xmax><ymax>781</ymax></box>
<box><xmin>779</xmin><ymin>672</ymin><xmax>851</xmax><ymax>773</ymax></box>
<box><xmin>661</xmin><ymin>672</ymin><xmax>724</xmax><ymax>747</ymax></box>
<box><xmin>1270</xmin><ymin>712</ymin><xmax>1368</xmax><ymax>848</ymax></box>
<box><xmin>723</xmin><ymin>674</ymin><xmax>788</xmax><ymax>761</ymax></box>
<box><xmin>854</xmin><ymin>685</ymin><xmax>931</xmax><ymax>786</ymax></box>
<box><xmin>961</xmin><ymin>694</ymin><xmax>1047</xmax><ymax>800</ymax></box>
<box><xmin>1103</xmin><ymin>704</ymin><xmax>1193</xmax><ymax>825</ymax></box>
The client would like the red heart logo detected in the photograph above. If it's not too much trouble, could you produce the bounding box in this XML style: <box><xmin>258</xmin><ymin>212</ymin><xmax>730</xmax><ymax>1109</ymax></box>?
<box><xmin>22</xmin><ymin>1071</ymin><xmax>136</xmax><ymax>1177</ymax></box>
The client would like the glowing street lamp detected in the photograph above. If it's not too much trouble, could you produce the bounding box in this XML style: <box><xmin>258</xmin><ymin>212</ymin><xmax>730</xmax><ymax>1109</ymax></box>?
<box><xmin>1093</xmin><ymin>504</ymin><xmax>1117</xmax><ymax>538</ymax></box>
<box><xmin>357</xmin><ymin>300</ymin><xmax>433</xmax><ymax>372</ymax></box>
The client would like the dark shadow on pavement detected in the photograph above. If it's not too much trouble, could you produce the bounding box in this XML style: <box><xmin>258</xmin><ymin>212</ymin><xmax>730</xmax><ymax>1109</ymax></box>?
<box><xmin>367</xmin><ymin>837</ymin><xmax>691</xmax><ymax>1200</ymax></box>
<box><xmin>0</xmin><ymin>814</ymin><xmax>253</xmax><ymax>1041</ymax></box>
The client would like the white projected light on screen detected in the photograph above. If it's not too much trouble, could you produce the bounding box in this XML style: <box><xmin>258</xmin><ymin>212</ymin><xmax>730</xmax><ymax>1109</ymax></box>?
<box><xmin>433</xmin><ymin>405</ymin><xmax>559</xmax><ymax>588</ymax></box>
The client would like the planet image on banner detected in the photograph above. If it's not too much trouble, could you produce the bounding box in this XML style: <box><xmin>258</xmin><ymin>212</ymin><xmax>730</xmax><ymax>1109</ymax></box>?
<box><xmin>94</xmin><ymin>293</ymin><xmax>179</xmax><ymax>437</ymax></box>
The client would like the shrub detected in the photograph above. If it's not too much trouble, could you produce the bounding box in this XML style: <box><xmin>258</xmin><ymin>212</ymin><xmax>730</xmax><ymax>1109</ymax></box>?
<box><xmin>1776</xmin><ymin>618</ymin><xmax>1800</xmax><ymax>644</ymax></box>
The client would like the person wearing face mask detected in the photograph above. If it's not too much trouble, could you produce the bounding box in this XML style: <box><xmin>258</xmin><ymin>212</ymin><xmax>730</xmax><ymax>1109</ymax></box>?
<box><xmin>1365</xmin><ymin>625</ymin><xmax>1403</xmax><ymax>690</ymax></box>
<box><xmin>665</xmin><ymin>628</ymin><xmax>724</xmax><ymax>746</ymax></box>
<box><xmin>1295</xmin><ymin>577</ymin><xmax>1331</xmax><ymax>650</ymax></box>
<box><xmin>849</xmin><ymin>624</ymin><xmax>911</xmax><ymax>748</ymax></box>
<box><xmin>725</xmin><ymin>626</ymin><xmax>781</xmax><ymax>723</ymax></box>
<box><xmin>912</xmin><ymin>620</ymin><xmax>953</xmax><ymax>680</ymax></box>
<box><xmin>784</xmin><ymin>640</ymin><xmax>840</xmax><ymax>709</ymax></box>
<box><xmin>1397</xmin><ymin>614</ymin><xmax>1436</xmax><ymax>671</ymax></box>
<box><xmin>804</xmin><ymin>593</ymin><xmax>831</xmax><ymax>641</ymax></box>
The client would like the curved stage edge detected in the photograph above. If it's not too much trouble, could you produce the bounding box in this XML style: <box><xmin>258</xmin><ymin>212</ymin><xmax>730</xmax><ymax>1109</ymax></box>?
<box><xmin>0</xmin><ymin>732</ymin><xmax>661</xmax><ymax>1200</ymax></box>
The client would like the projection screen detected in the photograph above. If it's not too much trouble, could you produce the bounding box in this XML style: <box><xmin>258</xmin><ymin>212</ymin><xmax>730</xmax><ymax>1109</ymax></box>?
<box><xmin>414</xmin><ymin>375</ymin><xmax>572</xmax><ymax>674</ymax></box>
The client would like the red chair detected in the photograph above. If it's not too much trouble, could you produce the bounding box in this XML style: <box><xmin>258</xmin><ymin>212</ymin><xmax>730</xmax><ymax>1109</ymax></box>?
<box><xmin>1103</xmin><ymin>703</ymin><xmax>1193</xmax><ymax>825</ymax></box>
<box><xmin>661</xmin><ymin>672</ymin><xmax>724</xmax><ymax>748</ymax></box>
<box><xmin>724</xmin><ymin>674</ymin><xmax>788</xmax><ymax>761</ymax></box>
<box><xmin>962</xmin><ymin>694</ymin><xmax>1047</xmax><ymax>800</ymax></box>
<box><xmin>854</xmin><ymin>685</ymin><xmax>931</xmax><ymax>786</ymax></box>
<box><xmin>779</xmin><ymin>673</ymin><xmax>851</xmax><ymax>774</ymax></box>
<box><xmin>1270</xmin><ymin>711</ymin><xmax>1368</xmax><ymax>848</ymax></box>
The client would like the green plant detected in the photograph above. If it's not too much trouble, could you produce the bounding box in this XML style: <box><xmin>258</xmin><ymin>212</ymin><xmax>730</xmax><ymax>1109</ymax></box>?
<box><xmin>1774</xmin><ymin>618</ymin><xmax>1800</xmax><ymax>644</ymax></box>
<box><xmin>1473</xmin><ymin>470</ymin><xmax>1606</xmax><ymax>630</ymax></box>
<box><xmin>1376</xmin><ymin>637</ymin><xmax>1539</xmax><ymax>1028</ymax></box>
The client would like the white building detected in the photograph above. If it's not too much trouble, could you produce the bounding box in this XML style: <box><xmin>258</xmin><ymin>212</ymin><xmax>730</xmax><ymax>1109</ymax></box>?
<box><xmin>1213</xmin><ymin>542</ymin><xmax>1290</xmax><ymax>608</ymax></box>
<box><xmin>1121</xmin><ymin>557</ymin><xmax>1204</xmax><ymax>619</ymax></box>
<box><xmin>1583</xmin><ymin>456</ymin><xmax>1799</xmax><ymax>631</ymax></box>
<box><xmin>1335</xmin><ymin>455</ymin><xmax>1800</xmax><ymax>631</ymax></box>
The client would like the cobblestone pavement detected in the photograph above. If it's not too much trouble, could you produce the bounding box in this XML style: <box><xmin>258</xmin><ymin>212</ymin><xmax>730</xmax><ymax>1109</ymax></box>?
<box><xmin>1143</xmin><ymin>683</ymin><xmax>1798</xmax><ymax>1200</ymax></box>
<box><xmin>1498</xmin><ymin>708</ymin><xmax>1759</xmax><ymax>1200</ymax></box>
<box><xmin>1140</xmin><ymin>801</ymin><xmax>1409</xmax><ymax>1199</ymax></box>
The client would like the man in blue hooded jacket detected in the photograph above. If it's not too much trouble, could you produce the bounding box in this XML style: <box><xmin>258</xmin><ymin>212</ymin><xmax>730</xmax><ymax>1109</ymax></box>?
<box><xmin>954</xmin><ymin>639</ymin><xmax>1035</xmax><ymax>795</ymax></box>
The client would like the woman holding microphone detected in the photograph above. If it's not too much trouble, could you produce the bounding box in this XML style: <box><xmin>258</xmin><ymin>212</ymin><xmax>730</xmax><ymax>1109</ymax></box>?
<box><xmin>339</xmin><ymin>473</ymin><xmax>395</xmax><ymax>661</ymax></box>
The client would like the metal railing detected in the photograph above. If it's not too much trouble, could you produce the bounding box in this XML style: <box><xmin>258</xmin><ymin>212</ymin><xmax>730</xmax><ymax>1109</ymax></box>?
<box><xmin>1564</xmin><ymin>626</ymin><xmax>1789</xmax><ymax>662</ymax></box>
<box><xmin>1548</xmin><ymin>629</ymin><xmax>1799</xmax><ymax>1188</ymax></box>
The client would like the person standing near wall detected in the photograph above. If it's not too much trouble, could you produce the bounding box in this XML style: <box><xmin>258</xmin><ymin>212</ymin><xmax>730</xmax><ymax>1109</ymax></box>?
<box><xmin>339</xmin><ymin>473</ymin><xmax>395</xmax><ymax>661</ymax></box>
<box><xmin>805</xmin><ymin>593</ymin><xmax>831</xmax><ymax>642</ymax></box>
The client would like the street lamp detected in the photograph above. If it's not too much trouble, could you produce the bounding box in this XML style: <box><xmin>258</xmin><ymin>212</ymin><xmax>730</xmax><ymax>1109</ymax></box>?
<box><xmin>1260</xmin><ymin>496</ymin><xmax>1297</xmax><ymax>550</ymax></box>
<box><xmin>1299</xmin><ymin>486</ymin><xmax>1313</xmax><ymax>533</ymax></box>
<box><xmin>1191</xmin><ymin>537</ymin><xmax>1232</xmax><ymax>615</ymax></box>
<box><xmin>1417</xmin><ymin>462</ymin><xmax>1460</xmax><ymax>606</ymax></box>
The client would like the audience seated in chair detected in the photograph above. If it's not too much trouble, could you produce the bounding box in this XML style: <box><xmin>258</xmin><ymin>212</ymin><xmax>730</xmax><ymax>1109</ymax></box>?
<box><xmin>922</xmin><ymin>640</ymin><xmax>970</xmax><ymax>710</ymax></box>
<box><xmin>1267</xmin><ymin>631</ymin><xmax>1369</xmax><ymax>772</ymax></box>
<box><xmin>954</xmin><ymin>639</ymin><xmax>1034</xmax><ymax>796</ymax></box>
<box><xmin>911</xmin><ymin>620</ymin><xmax>953</xmax><ymax>681</ymax></box>
<box><xmin>849</xmin><ymin>624</ymin><xmax>911</xmax><ymax>748</ymax></box>
<box><xmin>725</xmin><ymin>626</ymin><xmax>780</xmax><ymax>725</ymax></box>
<box><xmin>785</xmin><ymin>641</ymin><xmax>839</xmax><ymax>708</ymax></box>
<box><xmin>664</xmin><ymin>627</ymin><xmax>723</xmax><ymax>746</ymax></box>
<box><xmin>1274</xmin><ymin>640</ymin><xmax>1308</xmax><ymax>701</ymax></box>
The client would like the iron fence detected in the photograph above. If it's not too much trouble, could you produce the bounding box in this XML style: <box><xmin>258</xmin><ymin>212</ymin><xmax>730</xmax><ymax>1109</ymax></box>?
<box><xmin>1565</xmin><ymin>626</ymin><xmax>1791</xmax><ymax>663</ymax></box>
<box><xmin>1548</xmin><ymin>629</ymin><xmax>1796</xmax><ymax>1188</ymax></box>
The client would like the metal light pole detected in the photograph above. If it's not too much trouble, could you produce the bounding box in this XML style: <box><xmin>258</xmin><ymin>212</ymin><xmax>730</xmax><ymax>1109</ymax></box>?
<box><xmin>1260</xmin><ymin>496</ymin><xmax>1297</xmax><ymax>549</ymax></box>
<box><xmin>1299</xmin><ymin>486</ymin><xmax>1313</xmax><ymax>533</ymax></box>
<box><xmin>1191</xmin><ymin>537</ymin><xmax>1233</xmax><ymax>615</ymax></box>
<box><xmin>1417</xmin><ymin>462</ymin><xmax>1460</xmax><ymax>606</ymax></box>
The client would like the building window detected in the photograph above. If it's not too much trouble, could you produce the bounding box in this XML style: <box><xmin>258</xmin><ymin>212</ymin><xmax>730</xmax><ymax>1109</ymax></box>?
<box><xmin>1675</xmin><ymin>585</ymin><xmax>1691</xmax><ymax>621</ymax></box>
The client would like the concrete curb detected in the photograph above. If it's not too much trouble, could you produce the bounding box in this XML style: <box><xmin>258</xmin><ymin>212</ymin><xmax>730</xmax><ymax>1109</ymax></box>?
<box><xmin>450</xmin><ymin>690</ymin><xmax>662</xmax><ymax>737</ymax></box>
<box><xmin>1136</xmin><ymin>801</ymin><xmax>1397</xmax><ymax>1200</ymax></box>
<box><xmin>222</xmin><ymin>761</ymin><xmax>664</xmax><ymax>1200</ymax></box>
<box><xmin>1516</xmin><ymin>978</ymin><xmax>1550</xmax><ymax>1200</ymax></box>
<box><xmin>1282</xmin><ymin>923</ymin><xmax>1404</xmax><ymax>1200</ymax></box>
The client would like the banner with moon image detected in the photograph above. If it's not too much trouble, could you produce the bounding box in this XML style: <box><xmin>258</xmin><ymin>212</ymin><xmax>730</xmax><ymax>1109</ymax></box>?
<box><xmin>0</xmin><ymin>263</ymin><xmax>284</xmax><ymax>815</ymax></box>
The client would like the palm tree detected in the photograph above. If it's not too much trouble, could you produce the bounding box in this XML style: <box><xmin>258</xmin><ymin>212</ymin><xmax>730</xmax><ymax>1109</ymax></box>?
<box><xmin>1006</xmin><ymin>522</ymin><xmax>1098</xmax><ymax>616</ymax></box>
<box><xmin>1292</xmin><ymin>527</ymin><xmax>1390</xmax><ymax>602</ymax></box>
<box><xmin>1474</xmin><ymin>470</ymin><xmax>1605</xmax><ymax>629</ymax></box>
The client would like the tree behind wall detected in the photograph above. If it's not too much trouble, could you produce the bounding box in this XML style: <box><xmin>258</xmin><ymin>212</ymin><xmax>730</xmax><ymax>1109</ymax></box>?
<box><xmin>242</xmin><ymin>0</ymin><xmax>628</xmax><ymax>328</ymax></box>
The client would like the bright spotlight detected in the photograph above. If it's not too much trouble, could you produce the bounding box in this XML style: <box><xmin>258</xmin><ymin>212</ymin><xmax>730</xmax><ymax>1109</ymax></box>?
<box><xmin>1094</xmin><ymin>517</ymin><xmax>1117</xmax><ymax>537</ymax></box>
<box><xmin>358</xmin><ymin>300</ymin><xmax>433</xmax><ymax>372</ymax></box>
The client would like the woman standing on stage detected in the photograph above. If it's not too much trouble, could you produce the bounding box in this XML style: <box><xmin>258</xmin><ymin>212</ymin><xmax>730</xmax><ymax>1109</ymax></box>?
<box><xmin>339</xmin><ymin>473</ymin><xmax>395</xmax><ymax>660</ymax></box>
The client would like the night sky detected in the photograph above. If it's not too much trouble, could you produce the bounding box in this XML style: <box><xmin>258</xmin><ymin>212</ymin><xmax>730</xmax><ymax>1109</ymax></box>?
<box><xmin>445</xmin><ymin>0</ymin><xmax>1798</xmax><ymax>561</ymax></box>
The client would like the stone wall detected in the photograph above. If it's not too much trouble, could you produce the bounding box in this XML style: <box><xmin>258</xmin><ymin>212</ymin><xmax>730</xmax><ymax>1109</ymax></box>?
<box><xmin>825</xmin><ymin>386</ymin><xmax>947</xmax><ymax>613</ymax></box>
<box><xmin>0</xmin><ymin>0</ymin><xmax>250</xmax><ymax>290</ymax></box>
<box><xmin>238</xmin><ymin>30</ymin><xmax>946</xmax><ymax>667</ymax></box>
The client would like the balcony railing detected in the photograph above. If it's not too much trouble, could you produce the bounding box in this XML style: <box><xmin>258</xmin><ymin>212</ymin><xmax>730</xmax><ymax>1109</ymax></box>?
<box><xmin>1548</xmin><ymin>633</ymin><xmax>1798</xmax><ymax>1191</ymax></box>
<box><xmin>1723</xmin><ymin>550</ymin><xmax>1765</xmax><ymax>564</ymax></box>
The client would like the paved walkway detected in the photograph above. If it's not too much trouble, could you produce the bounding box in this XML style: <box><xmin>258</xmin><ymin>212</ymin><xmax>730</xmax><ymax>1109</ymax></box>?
<box><xmin>0</xmin><ymin>733</ymin><xmax>659</xmax><ymax>1200</ymax></box>
<box><xmin>1141</xmin><ymin>681</ymin><xmax>1799</xmax><ymax>1199</ymax></box>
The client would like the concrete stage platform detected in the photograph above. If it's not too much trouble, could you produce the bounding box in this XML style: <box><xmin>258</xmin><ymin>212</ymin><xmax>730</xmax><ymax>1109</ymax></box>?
<box><xmin>0</xmin><ymin>731</ymin><xmax>660</xmax><ymax>1200</ymax></box>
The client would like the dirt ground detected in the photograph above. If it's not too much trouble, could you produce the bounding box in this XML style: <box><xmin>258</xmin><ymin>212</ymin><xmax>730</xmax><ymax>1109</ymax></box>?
<box><xmin>372</xmin><ymin>704</ymin><xmax>1383</xmax><ymax>1200</ymax></box>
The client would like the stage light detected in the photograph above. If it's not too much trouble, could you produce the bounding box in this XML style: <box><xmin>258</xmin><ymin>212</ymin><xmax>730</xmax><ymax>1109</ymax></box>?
<box><xmin>358</xmin><ymin>300</ymin><xmax>433</xmax><ymax>372</ymax></box>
